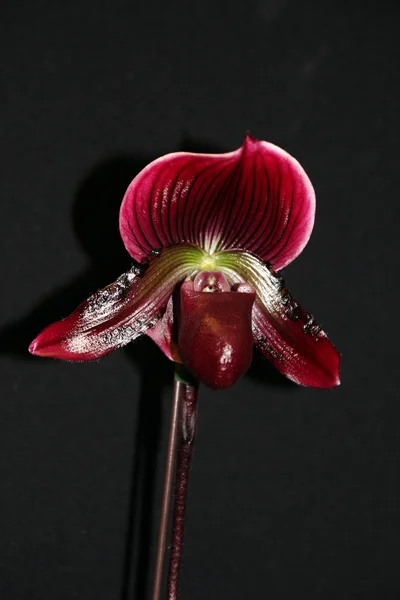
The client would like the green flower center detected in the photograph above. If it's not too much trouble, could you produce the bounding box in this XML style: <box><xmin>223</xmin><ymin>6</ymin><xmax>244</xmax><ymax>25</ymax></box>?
<box><xmin>199</xmin><ymin>254</ymin><xmax>217</xmax><ymax>271</ymax></box>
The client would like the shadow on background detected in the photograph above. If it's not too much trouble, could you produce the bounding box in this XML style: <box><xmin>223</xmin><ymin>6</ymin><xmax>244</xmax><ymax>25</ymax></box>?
<box><xmin>0</xmin><ymin>136</ymin><xmax>294</xmax><ymax>600</ymax></box>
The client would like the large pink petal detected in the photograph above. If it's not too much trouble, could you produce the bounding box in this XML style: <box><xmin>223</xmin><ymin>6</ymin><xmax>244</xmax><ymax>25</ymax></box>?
<box><xmin>119</xmin><ymin>135</ymin><xmax>315</xmax><ymax>270</ymax></box>
<box><xmin>29</xmin><ymin>246</ymin><xmax>202</xmax><ymax>361</ymax></box>
<box><xmin>218</xmin><ymin>251</ymin><xmax>340</xmax><ymax>388</ymax></box>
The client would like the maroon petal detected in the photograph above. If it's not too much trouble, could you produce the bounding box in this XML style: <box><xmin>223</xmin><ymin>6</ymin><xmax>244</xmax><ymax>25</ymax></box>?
<box><xmin>120</xmin><ymin>135</ymin><xmax>315</xmax><ymax>270</ymax></box>
<box><xmin>29</xmin><ymin>246</ymin><xmax>203</xmax><ymax>361</ymax></box>
<box><xmin>252</xmin><ymin>301</ymin><xmax>340</xmax><ymax>389</ymax></box>
<box><xmin>217</xmin><ymin>251</ymin><xmax>340</xmax><ymax>388</ymax></box>
<box><xmin>145</xmin><ymin>294</ymin><xmax>181</xmax><ymax>361</ymax></box>
<box><xmin>178</xmin><ymin>281</ymin><xmax>255</xmax><ymax>389</ymax></box>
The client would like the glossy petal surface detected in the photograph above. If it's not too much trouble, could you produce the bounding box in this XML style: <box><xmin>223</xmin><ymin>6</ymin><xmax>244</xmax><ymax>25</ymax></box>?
<box><xmin>178</xmin><ymin>282</ymin><xmax>255</xmax><ymax>389</ymax></box>
<box><xmin>29</xmin><ymin>246</ymin><xmax>203</xmax><ymax>361</ymax></box>
<box><xmin>218</xmin><ymin>251</ymin><xmax>340</xmax><ymax>388</ymax></box>
<box><xmin>120</xmin><ymin>135</ymin><xmax>315</xmax><ymax>270</ymax></box>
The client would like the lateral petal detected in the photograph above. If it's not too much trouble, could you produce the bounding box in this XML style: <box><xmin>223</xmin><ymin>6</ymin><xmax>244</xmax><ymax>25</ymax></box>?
<box><xmin>145</xmin><ymin>294</ymin><xmax>181</xmax><ymax>362</ymax></box>
<box><xmin>29</xmin><ymin>246</ymin><xmax>203</xmax><ymax>361</ymax></box>
<box><xmin>218</xmin><ymin>251</ymin><xmax>340</xmax><ymax>388</ymax></box>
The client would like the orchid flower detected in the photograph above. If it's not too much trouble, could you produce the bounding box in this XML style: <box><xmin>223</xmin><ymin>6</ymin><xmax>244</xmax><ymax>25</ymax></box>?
<box><xmin>29</xmin><ymin>135</ymin><xmax>340</xmax><ymax>389</ymax></box>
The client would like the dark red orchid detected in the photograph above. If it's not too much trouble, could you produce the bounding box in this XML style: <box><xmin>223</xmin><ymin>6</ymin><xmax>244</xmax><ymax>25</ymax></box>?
<box><xmin>29</xmin><ymin>135</ymin><xmax>340</xmax><ymax>389</ymax></box>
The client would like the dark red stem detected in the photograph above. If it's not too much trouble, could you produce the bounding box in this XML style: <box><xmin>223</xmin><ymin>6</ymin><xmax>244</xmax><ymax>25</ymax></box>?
<box><xmin>152</xmin><ymin>379</ymin><xmax>181</xmax><ymax>600</ymax></box>
<box><xmin>167</xmin><ymin>380</ymin><xmax>198</xmax><ymax>600</ymax></box>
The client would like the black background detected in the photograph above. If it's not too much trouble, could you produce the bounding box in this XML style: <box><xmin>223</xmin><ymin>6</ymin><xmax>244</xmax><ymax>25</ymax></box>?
<box><xmin>1</xmin><ymin>0</ymin><xmax>399</xmax><ymax>598</ymax></box>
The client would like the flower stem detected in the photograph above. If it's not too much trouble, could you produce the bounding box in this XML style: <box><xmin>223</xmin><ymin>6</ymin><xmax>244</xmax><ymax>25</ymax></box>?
<box><xmin>151</xmin><ymin>377</ymin><xmax>181</xmax><ymax>600</ymax></box>
<box><xmin>151</xmin><ymin>365</ymin><xmax>198</xmax><ymax>600</ymax></box>
<box><xmin>167</xmin><ymin>369</ymin><xmax>198</xmax><ymax>600</ymax></box>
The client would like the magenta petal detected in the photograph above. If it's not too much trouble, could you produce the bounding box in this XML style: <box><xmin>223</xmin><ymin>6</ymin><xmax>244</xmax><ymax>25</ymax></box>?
<box><xmin>217</xmin><ymin>251</ymin><xmax>340</xmax><ymax>388</ymax></box>
<box><xmin>119</xmin><ymin>135</ymin><xmax>315</xmax><ymax>270</ymax></box>
<box><xmin>28</xmin><ymin>271</ymin><xmax>153</xmax><ymax>360</ymax></box>
<box><xmin>250</xmin><ymin>271</ymin><xmax>340</xmax><ymax>388</ymax></box>
<box><xmin>253</xmin><ymin>301</ymin><xmax>340</xmax><ymax>389</ymax></box>
<box><xmin>178</xmin><ymin>283</ymin><xmax>255</xmax><ymax>389</ymax></box>
<box><xmin>29</xmin><ymin>246</ymin><xmax>202</xmax><ymax>361</ymax></box>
